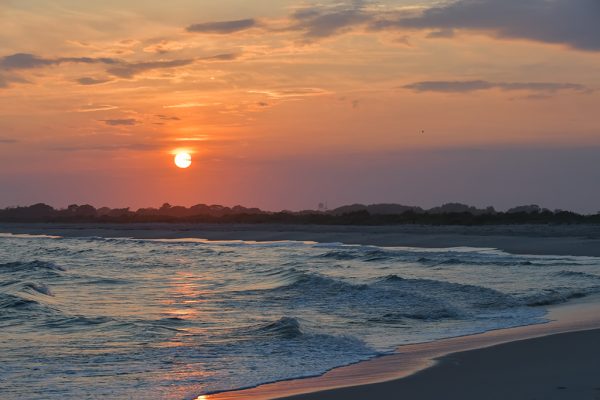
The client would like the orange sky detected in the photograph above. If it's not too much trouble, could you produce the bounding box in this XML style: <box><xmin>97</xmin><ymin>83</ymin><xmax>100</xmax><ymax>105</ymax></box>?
<box><xmin>1</xmin><ymin>0</ymin><xmax>599</xmax><ymax>212</ymax></box>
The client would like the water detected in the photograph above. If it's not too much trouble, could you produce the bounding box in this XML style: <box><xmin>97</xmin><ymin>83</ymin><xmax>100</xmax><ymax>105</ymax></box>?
<box><xmin>1</xmin><ymin>233</ymin><xmax>600</xmax><ymax>399</ymax></box>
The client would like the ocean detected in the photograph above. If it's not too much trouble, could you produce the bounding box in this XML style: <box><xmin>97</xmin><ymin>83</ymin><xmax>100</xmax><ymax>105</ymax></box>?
<box><xmin>1</xmin><ymin>233</ymin><xmax>600</xmax><ymax>399</ymax></box>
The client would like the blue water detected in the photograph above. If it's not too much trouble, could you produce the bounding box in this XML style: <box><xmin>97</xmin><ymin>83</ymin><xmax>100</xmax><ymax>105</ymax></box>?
<box><xmin>2</xmin><ymin>233</ymin><xmax>600</xmax><ymax>399</ymax></box>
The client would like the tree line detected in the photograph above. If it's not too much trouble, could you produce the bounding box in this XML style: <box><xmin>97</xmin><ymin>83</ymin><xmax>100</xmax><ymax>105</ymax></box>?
<box><xmin>1</xmin><ymin>202</ymin><xmax>599</xmax><ymax>225</ymax></box>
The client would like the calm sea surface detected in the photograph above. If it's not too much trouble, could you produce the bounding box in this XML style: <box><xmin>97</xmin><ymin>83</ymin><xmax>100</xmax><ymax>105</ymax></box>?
<box><xmin>2</xmin><ymin>233</ymin><xmax>600</xmax><ymax>399</ymax></box>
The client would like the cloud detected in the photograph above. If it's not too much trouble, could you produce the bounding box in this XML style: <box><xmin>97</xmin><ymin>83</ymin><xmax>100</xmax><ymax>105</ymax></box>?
<box><xmin>0</xmin><ymin>53</ymin><xmax>118</xmax><ymax>70</ymax></box>
<box><xmin>100</xmin><ymin>119</ymin><xmax>138</xmax><ymax>126</ymax></box>
<box><xmin>1</xmin><ymin>52</ymin><xmax>231</xmax><ymax>80</ymax></box>
<box><xmin>174</xmin><ymin>136</ymin><xmax>209</xmax><ymax>142</ymax></box>
<box><xmin>143</xmin><ymin>40</ymin><xmax>186</xmax><ymax>54</ymax></box>
<box><xmin>186</xmin><ymin>19</ymin><xmax>257</xmax><ymax>34</ymax></box>
<box><xmin>0</xmin><ymin>137</ymin><xmax>18</xmax><ymax>144</ymax></box>
<box><xmin>426</xmin><ymin>29</ymin><xmax>455</xmax><ymax>39</ymax></box>
<box><xmin>52</xmin><ymin>143</ymin><xmax>160</xmax><ymax>152</ymax></box>
<box><xmin>0</xmin><ymin>74</ymin><xmax>28</xmax><ymax>88</ymax></box>
<box><xmin>203</xmin><ymin>53</ymin><xmax>238</xmax><ymax>61</ymax></box>
<box><xmin>184</xmin><ymin>4</ymin><xmax>373</xmax><ymax>40</ymax></box>
<box><xmin>77</xmin><ymin>77</ymin><xmax>110</xmax><ymax>85</ymax></box>
<box><xmin>156</xmin><ymin>114</ymin><xmax>180</xmax><ymax>121</ymax></box>
<box><xmin>0</xmin><ymin>53</ymin><xmax>54</xmax><ymax>69</ymax></box>
<box><xmin>76</xmin><ymin>104</ymin><xmax>119</xmax><ymax>112</ymax></box>
<box><xmin>402</xmin><ymin>80</ymin><xmax>589</xmax><ymax>93</ymax></box>
<box><xmin>288</xmin><ymin>3</ymin><xmax>372</xmax><ymax>39</ymax></box>
<box><xmin>248</xmin><ymin>87</ymin><xmax>330</xmax><ymax>98</ymax></box>
<box><xmin>163</xmin><ymin>102</ymin><xmax>218</xmax><ymax>109</ymax></box>
<box><xmin>106</xmin><ymin>59</ymin><xmax>194</xmax><ymax>78</ymax></box>
<box><xmin>373</xmin><ymin>0</ymin><xmax>600</xmax><ymax>51</ymax></box>
<box><xmin>104</xmin><ymin>54</ymin><xmax>236</xmax><ymax>78</ymax></box>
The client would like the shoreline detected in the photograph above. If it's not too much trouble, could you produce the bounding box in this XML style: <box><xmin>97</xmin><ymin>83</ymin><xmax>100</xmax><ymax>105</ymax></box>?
<box><xmin>2</xmin><ymin>222</ymin><xmax>600</xmax><ymax>256</ymax></box>
<box><xmin>206</xmin><ymin>297</ymin><xmax>600</xmax><ymax>400</ymax></box>
<box><xmin>279</xmin><ymin>328</ymin><xmax>600</xmax><ymax>400</ymax></box>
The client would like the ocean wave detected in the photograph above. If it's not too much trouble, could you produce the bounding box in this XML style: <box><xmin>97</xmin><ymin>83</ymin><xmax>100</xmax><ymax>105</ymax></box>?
<box><xmin>250</xmin><ymin>317</ymin><xmax>304</xmax><ymax>339</ymax></box>
<box><xmin>377</xmin><ymin>275</ymin><xmax>521</xmax><ymax>310</ymax></box>
<box><xmin>554</xmin><ymin>270</ymin><xmax>600</xmax><ymax>279</ymax></box>
<box><xmin>0</xmin><ymin>293</ymin><xmax>40</xmax><ymax>310</ymax></box>
<box><xmin>315</xmin><ymin>246</ymin><xmax>595</xmax><ymax>268</ymax></box>
<box><xmin>79</xmin><ymin>277</ymin><xmax>132</xmax><ymax>286</ymax></box>
<box><xmin>248</xmin><ymin>271</ymin><xmax>523</xmax><ymax>325</ymax></box>
<box><xmin>42</xmin><ymin>315</ymin><xmax>115</xmax><ymax>329</ymax></box>
<box><xmin>0</xmin><ymin>260</ymin><xmax>65</xmax><ymax>273</ymax></box>
<box><xmin>522</xmin><ymin>287</ymin><xmax>599</xmax><ymax>306</ymax></box>
<box><xmin>22</xmin><ymin>282</ymin><xmax>53</xmax><ymax>296</ymax></box>
<box><xmin>283</xmin><ymin>272</ymin><xmax>368</xmax><ymax>292</ymax></box>
<box><xmin>369</xmin><ymin>308</ymin><xmax>460</xmax><ymax>323</ymax></box>
<box><xmin>262</xmin><ymin>270</ymin><xmax>517</xmax><ymax>311</ymax></box>
<box><xmin>0</xmin><ymin>283</ymin><xmax>58</xmax><ymax>326</ymax></box>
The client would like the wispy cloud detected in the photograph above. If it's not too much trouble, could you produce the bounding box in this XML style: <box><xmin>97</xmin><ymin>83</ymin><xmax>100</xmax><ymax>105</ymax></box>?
<box><xmin>106</xmin><ymin>59</ymin><xmax>194</xmax><ymax>78</ymax></box>
<box><xmin>76</xmin><ymin>104</ymin><xmax>119</xmax><ymax>113</ymax></box>
<box><xmin>156</xmin><ymin>114</ymin><xmax>180</xmax><ymax>121</ymax></box>
<box><xmin>104</xmin><ymin>54</ymin><xmax>237</xmax><ymax>78</ymax></box>
<box><xmin>163</xmin><ymin>102</ymin><xmax>219</xmax><ymax>109</ymax></box>
<box><xmin>184</xmin><ymin>3</ymin><xmax>373</xmax><ymax>41</ymax></box>
<box><xmin>0</xmin><ymin>137</ymin><xmax>18</xmax><ymax>144</ymax></box>
<box><xmin>0</xmin><ymin>53</ymin><xmax>118</xmax><ymax>70</ymax></box>
<box><xmin>174</xmin><ymin>136</ymin><xmax>209</xmax><ymax>142</ymax></box>
<box><xmin>402</xmin><ymin>80</ymin><xmax>589</xmax><ymax>94</ymax></box>
<box><xmin>186</xmin><ymin>19</ymin><xmax>257</xmax><ymax>34</ymax></box>
<box><xmin>203</xmin><ymin>53</ymin><xmax>238</xmax><ymax>61</ymax></box>
<box><xmin>288</xmin><ymin>3</ymin><xmax>372</xmax><ymax>39</ymax></box>
<box><xmin>0</xmin><ymin>73</ymin><xmax>28</xmax><ymax>89</ymax></box>
<box><xmin>77</xmin><ymin>77</ymin><xmax>111</xmax><ymax>85</ymax></box>
<box><xmin>426</xmin><ymin>29</ymin><xmax>455</xmax><ymax>39</ymax></box>
<box><xmin>52</xmin><ymin>143</ymin><xmax>160</xmax><ymax>152</ymax></box>
<box><xmin>1</xmin><ymin>51</ymin><xmax>238</xmax><ymax>82</ymax></box>
<box><xmin>248</xmin><ymin>87</ymin><xmax>330</xmax><ymax>98</ymax></box>
<box><xmin>100</xmin><ymin>118</ymin><xmax>138</xmax><ymax>126</ymax></box>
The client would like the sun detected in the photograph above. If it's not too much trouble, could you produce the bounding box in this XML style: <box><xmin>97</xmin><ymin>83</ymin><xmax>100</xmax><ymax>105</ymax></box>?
<box><xmin>174</xmin><ymin>152</ymin><xmax>192</xmax><ymax>169</ymax></box>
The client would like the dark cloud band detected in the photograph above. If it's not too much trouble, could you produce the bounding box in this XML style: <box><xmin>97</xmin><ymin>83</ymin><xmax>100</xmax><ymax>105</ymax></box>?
<box><xmin>0</xmin><ymin>53</ymin><xmax>118</xmax><ymax>70</ymax></box>
<box><xmin>373</xmin><ymin>0</ymin><xmax>600</xmax><ymax>51</ymax></box>
<box><xmin>186</xmin><ymin>19</ymin><xmax>256</xmax><ymax>34</ymax></box>
<box><xmin>403</xmin><ymin>80</ymin><xmax>588</xmax><ymax>93</ymax></box>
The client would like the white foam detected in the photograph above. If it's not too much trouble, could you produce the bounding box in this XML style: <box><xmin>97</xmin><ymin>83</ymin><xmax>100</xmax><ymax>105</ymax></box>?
<box><xmin>0</xmin><ymin>233</ymin><xmax>62</xmax><ymax>239</ymax></box>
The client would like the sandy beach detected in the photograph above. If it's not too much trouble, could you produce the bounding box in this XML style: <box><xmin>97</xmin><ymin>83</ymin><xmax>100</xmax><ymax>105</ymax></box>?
<box><xmin>281</xmin><ymin>328</ymin><xmax>600</xmax><ymax>400</ymax></box>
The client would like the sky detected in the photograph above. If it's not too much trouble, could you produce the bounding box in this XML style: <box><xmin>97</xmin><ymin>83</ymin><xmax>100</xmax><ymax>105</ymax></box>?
<box><xmin>0</xmin><ymin>0</ymin><xmax>599</xmax><ymax>213</ymax></box>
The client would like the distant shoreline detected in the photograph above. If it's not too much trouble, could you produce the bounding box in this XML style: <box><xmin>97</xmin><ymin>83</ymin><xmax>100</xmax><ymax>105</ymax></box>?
<box><xmin>2</xmin><ymin>222</ymin><xmax>600</xmax><ymax>257</ymax></box>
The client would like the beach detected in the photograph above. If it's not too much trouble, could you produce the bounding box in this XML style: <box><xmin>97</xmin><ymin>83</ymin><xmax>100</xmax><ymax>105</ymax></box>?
<box><xmin>1</xmin><ymin>223</ymin><xmax>600</xmax><ymax>399</ymax></box>
<box><xmin>280</xmin><ymin>328</ymin><xmax>600</xmax><ymax>400</ymax></box>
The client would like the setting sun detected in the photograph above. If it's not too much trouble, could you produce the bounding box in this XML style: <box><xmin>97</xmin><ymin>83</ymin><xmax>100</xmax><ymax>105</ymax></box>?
<box><xmin>174</xmin><ymin>152</ymin><xmax>192</xmax><ymax>169</ymax></box>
